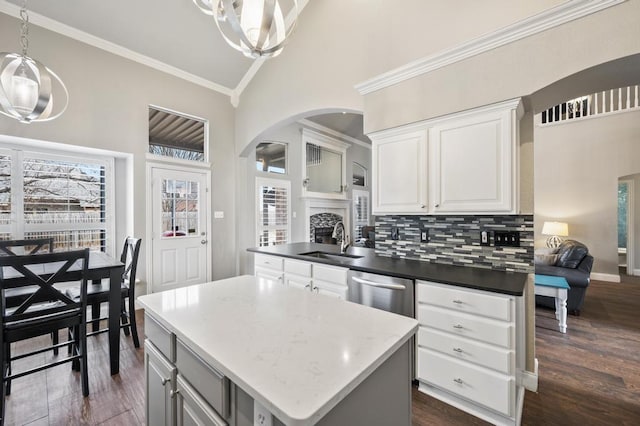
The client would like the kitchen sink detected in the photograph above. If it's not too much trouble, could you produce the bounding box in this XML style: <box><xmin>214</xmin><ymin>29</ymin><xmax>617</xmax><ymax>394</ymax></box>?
<box><xmin>299</xmin><ymin>251</ymin><xmax>363</xmax><ymax>261</ymax></box>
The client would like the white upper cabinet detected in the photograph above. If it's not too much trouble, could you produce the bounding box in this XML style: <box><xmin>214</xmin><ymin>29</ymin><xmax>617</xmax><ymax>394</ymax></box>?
<box><xmin>370</xmin><ymin>98</ymin><xmax>523</xmax><ymax>215</ymax></box>
<box><xmin>371</xmin><ymin>130</ymin><xmax>428</xmax><ymax>214</ymax></box>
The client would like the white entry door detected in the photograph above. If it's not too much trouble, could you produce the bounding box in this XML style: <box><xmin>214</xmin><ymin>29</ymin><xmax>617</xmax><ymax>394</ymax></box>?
<box><xmin>150</xmin><ymin>166</ymin><xmax>210</xmax><ymax>292</ymax></box>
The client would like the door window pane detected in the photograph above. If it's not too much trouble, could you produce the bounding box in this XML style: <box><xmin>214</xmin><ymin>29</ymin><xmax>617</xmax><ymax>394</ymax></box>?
<box><xmin>161</xmin><ymin>179</ymin><xmax>199</xmax><ymax>237</ymax></box>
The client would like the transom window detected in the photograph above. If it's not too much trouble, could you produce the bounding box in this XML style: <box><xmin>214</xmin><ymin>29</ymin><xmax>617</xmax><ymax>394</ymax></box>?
<box><xmin>0</xmin><ymin>147</ymin><xmax>114</xmax><ymax>253</ymax></box>
<box><xmin>148</xmin><ymin>106</ymin><xmax>208</xmax><ymax>162</ymax></box>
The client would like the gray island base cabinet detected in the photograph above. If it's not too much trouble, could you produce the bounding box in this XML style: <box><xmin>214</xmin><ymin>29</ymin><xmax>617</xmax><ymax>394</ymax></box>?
<box><xmin>139</xmin><ymin>276</ymin><xmax>417</xmax><ymax>426</ymax></box>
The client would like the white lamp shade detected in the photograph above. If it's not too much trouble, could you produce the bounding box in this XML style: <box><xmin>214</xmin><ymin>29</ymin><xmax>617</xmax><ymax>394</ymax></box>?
<box><xmin>541</xmin><ymin>221</ymin><xmax>569</xmax><ymax>237</ymax></box>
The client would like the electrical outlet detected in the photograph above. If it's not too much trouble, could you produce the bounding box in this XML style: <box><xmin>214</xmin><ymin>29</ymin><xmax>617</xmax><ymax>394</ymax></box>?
<box><xmin>254</xmin><ymin>401</ymin><xmax>272</xmax><ymax>426</ymax></box>
<box><xmin>391</xmin><ymin>226</ymin><xmax>399</xmax><ymax>240</ymax></box>
<box><xmin>420</xmin><ymin>228</ymin><xmax>429</xmax><ymax>243</ymax></box>
<box><xmin>494</xmin><ymin>231</ymin><xmax>520</xmax><ymax>247</ymax></box>
<box><xmin>480</xmin><ymin>230</ymin><xmax>490</xmax><ymax>246</ymax></box>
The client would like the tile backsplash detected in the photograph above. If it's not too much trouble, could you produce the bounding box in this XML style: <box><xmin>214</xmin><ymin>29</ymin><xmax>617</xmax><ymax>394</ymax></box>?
<box><xmin>375</xmin><ymin>215</ymin><xmax>534</xmax><ymax>273</ymax></box>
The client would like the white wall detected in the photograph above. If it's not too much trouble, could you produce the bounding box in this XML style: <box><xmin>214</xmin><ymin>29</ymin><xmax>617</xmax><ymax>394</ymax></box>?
<box><xmin>0</xmin><ymin>12</ymin><xmax>237</xmax><ymax>286</ymax></box>
<box><xmin>535</xmin><ymin>109</ymin><xmax>640</xmax><ymax>276</ymax></box>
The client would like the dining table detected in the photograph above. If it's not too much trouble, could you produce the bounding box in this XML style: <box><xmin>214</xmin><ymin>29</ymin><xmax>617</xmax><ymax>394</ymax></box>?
<box><xmin>2</xmin><ymin>250</ymin><xmax>125</xmax><ymax>375</ymax></box>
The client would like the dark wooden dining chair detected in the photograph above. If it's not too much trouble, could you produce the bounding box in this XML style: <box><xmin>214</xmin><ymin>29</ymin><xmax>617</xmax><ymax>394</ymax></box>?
<box><xmin>0</xmin><ymin>238</ymin><xmax>54</xmax><ymax>257</ymax></box>
<box><xmin>0</xmin><ymin>238</ymin><xmax>63</xmax><ymax>354</ymax></box>
<box><xmin>66</xmin><ymin>237</ymin><xmax>142</xmax><ymax>348</ymax></box>
<box><xmin>0</xmin><ymin>249</ymin><xmax>90</xmax><ymax>424</ymax></box>
<box><xmin>0</xmin><ymin>238</ymin><xmax>55</xmax><ymax>308</ymax></box>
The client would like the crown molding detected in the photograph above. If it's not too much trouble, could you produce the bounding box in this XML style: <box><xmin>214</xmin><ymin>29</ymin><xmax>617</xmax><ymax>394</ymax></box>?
<box><xmin>0</xmin><ymin>1</ymin><xmax>234</xmax><ymax>96</ymax></box>
<box><xmin>298</xmin><ymin>118</ymin><xmax>371</xmax><ymax>149</ymax></box>
<box><xmin>355</xmin><ymin>0</ymin><xmax>627</xmax><ymax>95</ymax></box>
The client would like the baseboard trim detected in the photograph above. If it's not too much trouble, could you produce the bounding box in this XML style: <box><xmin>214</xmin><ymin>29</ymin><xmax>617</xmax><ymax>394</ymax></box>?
<box><xmin>590</xmin><ymin>272</ymin><xmax>621</xmax><ymax>282</ymax></box>
<box><xmin>520</xmin><ymin>358</ymin><xmax>539</xmax><ymax>392</ymax></box>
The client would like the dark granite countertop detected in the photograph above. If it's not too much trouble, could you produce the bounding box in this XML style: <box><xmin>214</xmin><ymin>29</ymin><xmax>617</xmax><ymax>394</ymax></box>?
<box><xmin>248</xmin><ymin>242</ymin><xmax>527</xmax><ymax>296</ymax></box>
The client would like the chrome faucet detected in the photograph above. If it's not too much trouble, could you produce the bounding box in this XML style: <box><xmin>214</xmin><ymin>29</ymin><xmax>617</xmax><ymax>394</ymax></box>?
<box><xmin>332</xmin><ymin>221</ymin><xmax>350</xmax><ymax>253</ymax></box>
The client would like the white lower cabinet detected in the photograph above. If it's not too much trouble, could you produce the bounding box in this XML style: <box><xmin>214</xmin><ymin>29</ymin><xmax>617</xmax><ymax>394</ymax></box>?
<box><xmin>254</xmin><ymin>254</ymin><xmax>284</xmax><ymax>285</ymax></box>
<box><xmin>416</xmin><ymin>280</ymin><xmax>525</xmax><ymax>426</ymax></box>
<box><xmin>264</xmin><ymin>257</ymin><xmax>348</xmax><ymax>300</ymax></box>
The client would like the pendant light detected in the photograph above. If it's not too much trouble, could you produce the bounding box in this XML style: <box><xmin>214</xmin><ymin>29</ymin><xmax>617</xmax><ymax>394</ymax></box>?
<box><xmin>194</xmin><ymin>0</ymin><xmax>298</xmax><ymax>59</ymax></box>
<box><xmin>0</xmin><ymin>0</ymin><xmax>68</xmax><ymax>123</ymax></box>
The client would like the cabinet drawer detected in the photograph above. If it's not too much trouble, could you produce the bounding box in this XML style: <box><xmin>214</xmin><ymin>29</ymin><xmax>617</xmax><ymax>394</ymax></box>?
<box><xmin>145</xmin><ymin>314</ymin><xmax>175</xmax><ymax>362</ymax></box>
<box><xmin>254</xmin><ymin>254</ymin><xmax>283</xmax><ymax>271</ymax></box>
<box><xmin>418</xmin><ymin>327</ymin><xmax>513</xmax><ymax>374</ymax></box>
<box><xmin>313</xmin><ymin>264</ymin><xmax>348</xmax><ymax>284</ymax></box>
<box><xmin>417</xmin><ymin>281</ymin><xmax>512</xmax><ymax>321</ymax></box>
<box><xmin>417</xmin><ymin>305</ymin><xmax>513</xmax><ymax>348</ymax></box>
<box><xmin>285</xmin><ymin>274</ymin><xmax>312</xmax><ymax>290</ymax></box>
<box><xmin>284</xmin><ymin>259</ymin><xmax>312</xmax><ymax>277</ymax></box>
<box><xmin>418</xmin><ymin>348</ymin><xmax>514</xmax><ymax>417</ymax></box>
<box><xmin>176</xmin><ymin>375</ymin><xmax>227</xmax><ymax>426</ymax></box>
<box><xmin>314</xmin><ymin>279</ymin><xmax>348</xmax><ymax>299</ymax></box>
<box><xmin>176</xmin><ymin>339</ymin><xmax>230</xmax><ymax>419</ymax></box>
<box><xmin>255</xmin><ymin>267</ymin><xmax>283</xmax><ymax>284</ymax></box>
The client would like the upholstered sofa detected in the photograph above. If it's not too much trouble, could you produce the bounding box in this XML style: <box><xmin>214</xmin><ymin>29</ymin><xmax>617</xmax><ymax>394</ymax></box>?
<box><xmin>535</xmin><ymin>240</ymin><xmax>594</xmax><ymax>315</ymax></box>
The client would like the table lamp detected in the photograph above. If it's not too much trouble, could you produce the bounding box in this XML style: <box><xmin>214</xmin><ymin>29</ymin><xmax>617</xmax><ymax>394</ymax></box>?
<box><xmin>541</xmin><ymin>221</ymin><xmax>569</xmax><ymax>248</ymax></box>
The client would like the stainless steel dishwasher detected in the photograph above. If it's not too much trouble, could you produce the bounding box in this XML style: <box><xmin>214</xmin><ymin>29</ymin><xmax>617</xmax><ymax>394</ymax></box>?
<box><xmin>347</xmin><ymin>271</ymin><xmax>414</xmax><ymax>318</ymax></box>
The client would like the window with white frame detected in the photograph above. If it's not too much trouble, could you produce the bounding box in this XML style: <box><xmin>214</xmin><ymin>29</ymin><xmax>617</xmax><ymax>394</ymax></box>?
<box><xmin>0</xmin><ymin>147</ymin><xmax>114</xmax><ymax>253</ymax></box>
<box><xmin>352</xmin><ymin>189</ymin><xmax>370</xmax><ymax>241</ymax></box>
<box><xmin>256</xmin><ymin>177</ymin><xmax>290</xmax><ymax>247</ymax></box>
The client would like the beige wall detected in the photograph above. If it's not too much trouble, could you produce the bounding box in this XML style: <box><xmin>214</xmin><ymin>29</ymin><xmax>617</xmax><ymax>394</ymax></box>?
<box><xmin>0</xmin><ymin>13</ymin><xmax>237</xmax><ymax>285</ymax></box>
<box><xmin>535</xmin><ymin>109</ymin><xmax>640</xmax><ymax>276</ymax></box>
<box><xmin>235</xmin><ymin>0</ymin><xmax>563</xmax><ymax>154</ymax></box>
<box><xmin>363</xmin><ymin>1</ymin><xmax>640</xmax><ymax>133</ymax></box>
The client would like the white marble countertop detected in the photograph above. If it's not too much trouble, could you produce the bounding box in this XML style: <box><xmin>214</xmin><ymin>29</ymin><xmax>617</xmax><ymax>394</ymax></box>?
<box><xmin>138</xmin><ymin>275</ymin><xmax>418</xmax><ymax>425</ymax></box>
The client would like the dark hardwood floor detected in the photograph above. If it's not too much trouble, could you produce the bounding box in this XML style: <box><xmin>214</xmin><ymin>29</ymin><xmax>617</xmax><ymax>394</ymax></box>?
<box><xmin>4</xmin><ymin>276</ymin><xmax>640</xmax><ymax>425</ymax></box>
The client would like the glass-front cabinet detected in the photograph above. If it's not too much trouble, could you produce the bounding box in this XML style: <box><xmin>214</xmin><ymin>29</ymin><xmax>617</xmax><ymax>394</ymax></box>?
<box><xmin>301</xmin><ymin>129</ymin><xmax>349</xmax><ymax>199</ymax></box>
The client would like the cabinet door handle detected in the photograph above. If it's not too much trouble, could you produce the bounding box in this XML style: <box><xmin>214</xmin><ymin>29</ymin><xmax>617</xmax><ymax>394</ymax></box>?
<box><xmin>304</xmin><ymin>284</ymin><xmax>311</xmax><ymax>289</ymax></box>
<box><xmin>434</xmin><ymin>203</ymin><xmax>440</xmax><ymax>208</ymax></box>
<box><xmin>420</xmin><ymin>204</ymin><xmax>425</xmax><ymax>208</ymax></box>
<box><xmin>453</xmin><ymin>378</ymin><xmax>463</xmax><ymax>384</ymax></box>
<box><xmin>453</xmin><ymin>348</ymin><xmax>463</xmax><ymax>353</ymax></box>
<box><xmin>453</xmin><ymin>324</ymin><xmax>464</xmax><ymax>329</ymax></box>
<box><xmin>452</xmin><ymin>299</ymin><xmax>463</xmax><ymax>304</ymax></box>
<box><xmin>161</xmin><ymin>377</ymin><xmax>170</xmax><ymax>386</ymax></box>
<box><xmin>170</xmin><ymin>389</ymin><xmax>180</xmax><ymax>399</ymax></box>
<box><xmin>312</xmin><ymin>286</ymin><xmax>319</xmax><ymax>293</ymax></box>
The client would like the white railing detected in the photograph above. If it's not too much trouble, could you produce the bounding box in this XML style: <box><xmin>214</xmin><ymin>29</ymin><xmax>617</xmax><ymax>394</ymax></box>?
<box><xmin>540</xmin><ymin>85</ymin><xmax>640</xmax><ymax>125</ymax></box>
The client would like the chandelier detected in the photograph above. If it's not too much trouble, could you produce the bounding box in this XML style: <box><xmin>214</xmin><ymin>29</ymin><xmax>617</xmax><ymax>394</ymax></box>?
<box><xmin>0</xmin><ymin>0</ymin><xmax>68</xmax><ymax>123</ymax></box>
<box><xmin>193</xmin><ymin>0</ymin><xmax>298</xmax><ymax>59</ymax></box>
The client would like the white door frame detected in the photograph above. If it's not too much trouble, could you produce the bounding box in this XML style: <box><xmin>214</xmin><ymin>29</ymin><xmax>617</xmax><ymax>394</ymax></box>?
<box><xmin>620</xmin><ymin>178</ymin><xmax>635</xmax><ymax>276</ymax></box>
<box><xmin>146</xmin><ymin>161</ymin><xmax>212</xmax><ymax>292</ymax></box>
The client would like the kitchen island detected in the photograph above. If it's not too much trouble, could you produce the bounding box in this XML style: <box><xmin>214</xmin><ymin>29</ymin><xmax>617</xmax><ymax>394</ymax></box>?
<box><xmin>138</xmin><ymin>275</ymin><xmax>418</xmax><ymax>426</ymax></box>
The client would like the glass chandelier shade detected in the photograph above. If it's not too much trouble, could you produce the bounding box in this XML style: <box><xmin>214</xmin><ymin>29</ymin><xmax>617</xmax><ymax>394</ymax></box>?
<box><xmin>0</xmin><ymin>2</ymin><xmax>68</xmax><ymax>123</ymax></box>
<box><xmin>192</xmin><ymin>0</ymin><xmax>214</xmax><ymax>16</ymax></box>
<box><xmin>195</xmin><ymin>0</ymin><xmax>298</xmax><ymax>59</ymax></box>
